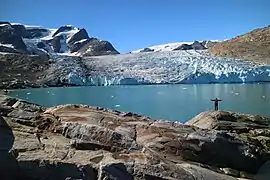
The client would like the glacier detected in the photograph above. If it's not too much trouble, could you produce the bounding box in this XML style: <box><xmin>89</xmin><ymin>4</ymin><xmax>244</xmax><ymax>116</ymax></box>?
<box><xmin>50</xmin><ymin>50</ymin><xmax>270</xmax><ymax>86</ymax></box>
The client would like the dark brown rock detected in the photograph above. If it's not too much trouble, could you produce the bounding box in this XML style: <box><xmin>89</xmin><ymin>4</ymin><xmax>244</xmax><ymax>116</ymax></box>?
<box><xmin>191</xmin><ymin>41</ymin><xmax>207</xmax><ymax>50</ymax></box>
<box><xmin>0</xmin><ymin>116</ymin><xmax>19</xmax><ymax>180</ymax></box>
<box><xmin>173</xmin><ymin>44</ymin><xmax>193</xmax><ymax>51</ymax></box>
<box><xmin>1</xmin><ymin>99</ymin><xmax>269</xmax><ymax>180</ymax></box>
<box><xmin>140</xmin><ymin>48</ymin><xmax>154</xmax><ymax>53</ymax></box>
<box><xmin>0</xmin><ymin>24</ymin><xmax>28</xmax><ymax>53</ymax></box>
<box><xmin>78</xmin><ymin>38</ymin><xmax>120</xmax><ymax>56</ymax></box>
<box><xmin>11</xmin><ymin>24</ymin><xmax>27</xmax><ymax>37</ymax></box>
<box><xmin>67</xmin><ymin>28</ymin><xmax>89</xmax><ymax>45</ymax></box>
<box><xmin>52</xmin><ymin>35</ymin><xmax>63</xmax><ymax>53</ymax></box>
<box><xmin>18</xmin><ymin>160</ymin><xmax>98</xmax><ymax>180</ymax></box>
<box><xmin>52</xmin><ymin>25</ymin><xmax>74</xmax><ymax>37</ymax></box>
<box><xmin>69</xmin><ymin>39</ymin><xmax>90</xmax><ymax>53</ymax></box>
<box><xmin>24</xmin><ymin>28</ymin><xmax>50</xmax><ymax>39</ymax></box>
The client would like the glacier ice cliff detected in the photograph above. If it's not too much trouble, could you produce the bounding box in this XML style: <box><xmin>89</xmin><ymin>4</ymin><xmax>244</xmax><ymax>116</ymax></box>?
<box><xmin>50</xmin><ymin>50</ymin><xmax>270</xmax><ymax>86</ymax></box>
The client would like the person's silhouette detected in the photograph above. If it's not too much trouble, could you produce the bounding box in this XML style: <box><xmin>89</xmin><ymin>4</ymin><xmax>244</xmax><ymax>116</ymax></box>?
<box><xmin>211</xmin><ymin>98</ymin><xmax>222</xmax><ymax>110</ymax></box>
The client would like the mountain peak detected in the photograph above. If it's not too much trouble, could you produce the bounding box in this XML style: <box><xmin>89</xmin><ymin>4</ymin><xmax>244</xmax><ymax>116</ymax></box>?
<box><xmin>0</xmin><ymin>22</ymin><xmax>119</xmax><ymax>57</ymax></box>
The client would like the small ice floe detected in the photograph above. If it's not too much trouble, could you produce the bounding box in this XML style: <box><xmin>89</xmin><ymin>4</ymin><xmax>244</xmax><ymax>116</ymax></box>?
<box><xmin>111</xmin><ymin>95</ymin><xmax>114</xmax><ymax>98</ymax></box>
<box><xmin>115</xmin><ymin>104</ymin><xmax>120</xmax><ymax>107</ymax></box>
<box><xmin>235</xmin><ymin>92</ymin><xmax>239</xmax><ymax>96</ymax></box>
<box><xmin>182</xmin><ymin>87</ymin><xmax>187</xmax><ymax>90</ymax></box>
<box><xmin>47</xmin><ymin>91</ymin><xmax>50</xmax><ymax>94</ymax></box>
<box><xmin>26</xmin><ymin>92</ymin><xmax>31</xmax><ymax>95</ymax></box>
<box><xmin>262</xmin><ymin>95</ymin><xmax>266</xmax><ymax>99</ymax></box>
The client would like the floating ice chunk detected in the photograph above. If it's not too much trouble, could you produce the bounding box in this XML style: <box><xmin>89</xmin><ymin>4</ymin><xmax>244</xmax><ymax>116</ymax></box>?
<box><xmin>115</xmin><ymin>105</ymin><xmax>120</xmax><ymax>107</ymax></box>
<box><xmin>26</xmin><ymin>92</ymin><xmax>31</xmax><ymax>95</ymax></box>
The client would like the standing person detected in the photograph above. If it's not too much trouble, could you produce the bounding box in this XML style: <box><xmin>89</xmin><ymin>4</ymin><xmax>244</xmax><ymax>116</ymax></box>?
<box><xmin>211</xmin><ymin>98</ymin><xmax>222</xmax><ymax>110</ymax></box>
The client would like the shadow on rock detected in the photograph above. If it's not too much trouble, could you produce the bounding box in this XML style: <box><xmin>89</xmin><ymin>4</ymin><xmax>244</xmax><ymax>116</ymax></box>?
<box><xmin>0</xmin><ymin>116</ymin><xmax>19</xmax><ymax>180</ymax></box>
<box><xmin>18</xmin><ymin>160</ymin><xmax>98</xmax><ymax>180</ymax></box>
<box><xmin>254</xmin><ymin>160</ymin><xmax>270</xmax><ymax>180</ymax></box>
<box><xmin>101</xmin><ymin>162</ymin><xmax>133</xmax><ymax>180</ymax></box>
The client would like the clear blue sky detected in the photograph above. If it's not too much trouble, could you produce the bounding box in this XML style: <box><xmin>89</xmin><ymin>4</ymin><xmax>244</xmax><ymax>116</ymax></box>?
<box><xmin>1</xmin><ymin>0</ymin><xmax>270</xmax><ymax>53</ymax></box>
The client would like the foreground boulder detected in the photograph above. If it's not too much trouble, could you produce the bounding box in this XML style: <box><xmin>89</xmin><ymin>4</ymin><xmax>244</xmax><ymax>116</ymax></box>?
<box><xmin>186</xmin><ymin>110</ymin><xmax>270</xmax><ymax>130</ymax></box>
<box><xmin>0</xmin><ymin>95</ymin><xmax>270</xmax><ymax>179</ymax></box>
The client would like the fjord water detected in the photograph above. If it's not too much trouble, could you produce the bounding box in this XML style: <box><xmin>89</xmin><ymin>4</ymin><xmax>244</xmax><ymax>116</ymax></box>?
<box><xmin>8</xmin><ymin>84</ymin><xmax>270</xmax><ymax>122</ymax></box>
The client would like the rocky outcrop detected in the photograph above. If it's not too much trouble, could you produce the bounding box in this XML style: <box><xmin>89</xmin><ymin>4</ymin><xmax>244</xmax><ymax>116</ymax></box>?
<box><xmin>11</xmin><ymin>24</ymin><xmax>27</xmax><ymax>38</ymax></box>
<box><xmin>78</xmin><ymin>38</ymin><xmax>120</xmax><ymax>56</ymax></box>
<box><xmin>68</xmin><ymin>28</ymin><xmax>89</xmax><ymax>45</ymax></box>
<box><xmin>140</xmin><ymin>47</ymin><xmax>154</xmax><ymax>53</ymax></box>
<box><xmin>173</xmin><ymin>44</ymin><xmax>193</xmax><ymax>51</ymax></box>
<box><xmin>69</xmin><ymin>39</ymin><xmax>90</xmax><ymax>53</ymax></box>
<box><xmin>24</xmin><ymin>27</ymin><xmax>50</xmax><ymax>39</ymax></box>
<box><xmin>0</xmin><ymin>52</ymin><xmax>92</xmax><ymax>89</ymax></box>
<box><xmin>0</xmin><ymin>53</ymin><xmax>50</xmax><ymax>89</ymax></box>
<box><xmin>0</xmin><ymin>45</ymin><xmax>18</xmax><ymax>54</ymax></box>
<box><xmin>186</xmin><ymin>110</ymin><xmax>270</xmax><ymax>132</ymax></box>
<box><xmin>209</xmin><ymin>26</ymin><xmax>270</xmax><ymax>64</ymax></box>
<box><xmin>68</xmin><ymin>29</ymin><xmax>90</xmax><ymax>53</ymax></box>
<box><xmin>173</xmin><ymin>41</ymin><xmax>207</xmax><ymax>51</ymax></box>
<box><xmin>0</xmin><ymin>96</ymin><xmax>270</xmax><ymax>179</ymax></box>
<box><xmin>52</xmin><ymin>25</ymin><xmax>75</xmax><ymax>37</ymax></box>
<box><xmin>0</xmin><ymin>24</ymin><xmax>29</xmax><ymax>53</ymax></box>
<box><xmin>191</xmin><ymin>41</ymin><xmax>207</xmax><ymax>50</ymax></box>
<box><xmin>202</xmin><ymin>40</ymin><xmax>218</xmax><ymax>48</ymax></box>
<box><xmin>0</xmin><ymin>22</ymin><xmax>120</xmax><ymax>56</ymax></box>
<box><xmin>52</xmin><ymin>35</ymin><xmax>63</xmax><ymax>53</ymax></box>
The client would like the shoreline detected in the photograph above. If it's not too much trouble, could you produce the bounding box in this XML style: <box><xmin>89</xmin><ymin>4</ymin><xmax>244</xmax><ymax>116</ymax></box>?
<box><xmin>2</xmin><ymin>80</ymin><xmax>270</xmax><ymax>91</ymax></box>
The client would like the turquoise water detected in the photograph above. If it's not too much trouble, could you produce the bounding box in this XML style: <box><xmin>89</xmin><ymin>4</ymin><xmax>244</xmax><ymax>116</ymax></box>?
<box><xmin>8</xmin><ymin>84</ymin><xmax>270</xmax><ymax>122</ymax></box>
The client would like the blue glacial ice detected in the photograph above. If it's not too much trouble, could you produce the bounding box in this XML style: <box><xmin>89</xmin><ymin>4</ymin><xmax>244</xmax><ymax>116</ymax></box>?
<box><xmin>54</xmin><ymin>50</ymin><xmax>270</xmax><ymax>85</ymax></box>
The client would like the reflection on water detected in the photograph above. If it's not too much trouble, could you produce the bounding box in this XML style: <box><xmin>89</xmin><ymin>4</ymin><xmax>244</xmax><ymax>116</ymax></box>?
<box><xmin>9</xmin><ymin>84</ymin><xmax>270</xmax><ymax>122</ymax></box>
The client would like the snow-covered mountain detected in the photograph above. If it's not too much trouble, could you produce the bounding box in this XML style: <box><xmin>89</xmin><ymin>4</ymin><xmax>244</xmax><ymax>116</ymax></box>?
<box><xmin>0</xmin><ymin>22</ymin><xmax>119</xmax><ymax>56</ymax></box>
<box><xmin>0</xmin><ymin>22</ymin><xmax>269</xmax><ymax>88</ymax></box>
<box><xmin>131</xmin><ymin>40</ymin><xmax>221</xmax><ymax>53</ymax></box>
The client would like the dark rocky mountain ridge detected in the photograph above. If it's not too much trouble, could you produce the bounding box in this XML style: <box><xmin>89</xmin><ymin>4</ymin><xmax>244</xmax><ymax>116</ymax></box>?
<box><xmin>0</xmin><ymin>22</ymin><xmax>119</xmax><ymax>57</ymax></box>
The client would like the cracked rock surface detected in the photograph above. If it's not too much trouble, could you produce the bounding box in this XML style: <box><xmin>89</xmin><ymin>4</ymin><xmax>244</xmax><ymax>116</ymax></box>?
<box><xmin>0</xmin><ymin>94</ymin><xmax>270</xmax><ymax>180</ymax></box>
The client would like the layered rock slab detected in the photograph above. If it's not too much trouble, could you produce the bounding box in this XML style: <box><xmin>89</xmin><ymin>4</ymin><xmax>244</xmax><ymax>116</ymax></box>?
<box><xmin>0</xmin><ymin>95</ymin><xmax>270</xmax><ymax>179</ymax></box>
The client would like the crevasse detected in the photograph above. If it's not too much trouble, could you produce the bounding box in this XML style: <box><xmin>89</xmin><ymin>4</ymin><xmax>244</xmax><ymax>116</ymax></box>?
<box><xmin>55</xmin><ymin>51</ymin><xmax>270</xmax><ymax>85</ymax></box>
